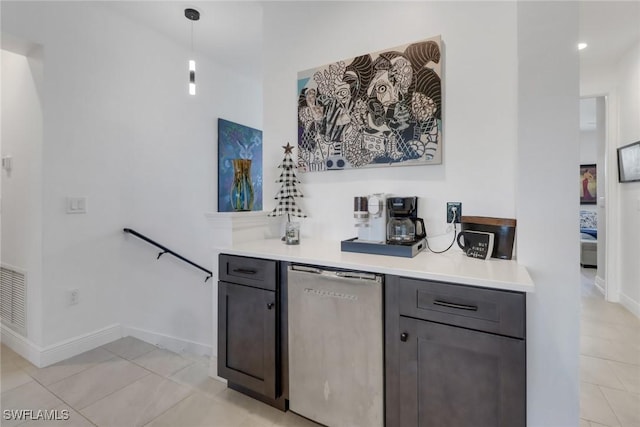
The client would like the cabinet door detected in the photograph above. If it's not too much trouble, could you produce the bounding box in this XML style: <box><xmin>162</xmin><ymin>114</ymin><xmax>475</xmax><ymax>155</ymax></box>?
<box><xmin>218</xmin><ymin>281</ymin><xmax>277</xmax><ymax>399</ymax></box>
<box><xmin>398</xmin><ymin>316</ymin><xmax>525</xmax><ymax>427</ymax></box>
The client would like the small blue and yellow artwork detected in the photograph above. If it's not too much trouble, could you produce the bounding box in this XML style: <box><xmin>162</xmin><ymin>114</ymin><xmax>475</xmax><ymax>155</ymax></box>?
<box><xmin>218</xmin><ymin>118</ymin><xmax>263</xmax><ymax>212</ymax></box>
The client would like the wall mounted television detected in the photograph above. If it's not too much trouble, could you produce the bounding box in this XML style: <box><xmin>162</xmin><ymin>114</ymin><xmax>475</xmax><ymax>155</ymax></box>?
<box><xmin>617</xmin><ymin>140</ymin><xmax>640</xmax><ymax>183</ymax></box>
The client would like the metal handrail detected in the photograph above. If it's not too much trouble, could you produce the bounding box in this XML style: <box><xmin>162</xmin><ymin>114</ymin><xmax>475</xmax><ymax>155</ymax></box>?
<box><xmin>123</xmin><ymin>228</ymin><xmax>212</xmax><ymax>283</ymax></box>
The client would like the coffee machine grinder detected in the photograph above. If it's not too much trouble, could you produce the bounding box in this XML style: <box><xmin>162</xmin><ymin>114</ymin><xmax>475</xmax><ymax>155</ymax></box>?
<box><xmin>386</xmin><ymin>197</ymin><xmax>426</xmax><ymax>245</ymax></box>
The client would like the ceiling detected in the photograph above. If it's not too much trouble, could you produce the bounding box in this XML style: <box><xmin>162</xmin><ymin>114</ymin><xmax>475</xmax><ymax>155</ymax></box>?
<box><xmin>579</xmin><ymin>1</ymin><xmax>640</xmax><ymax>69</ymax></box>
<box><xmin>98</xmin><ymin>1</ymin><xmax>639</xmax><ymax>80</ymax></box>
<box><xmin>98</xmin><ymin>1</ymin><xmax>263</xmax><ymax>80</ymax></box>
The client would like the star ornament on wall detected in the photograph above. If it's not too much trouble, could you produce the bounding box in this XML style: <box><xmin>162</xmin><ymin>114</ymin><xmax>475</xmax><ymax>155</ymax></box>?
<box><xmin>283</xmin><ymin>142</ymin><xmax>294</xmax><ymax>154</ymax></box>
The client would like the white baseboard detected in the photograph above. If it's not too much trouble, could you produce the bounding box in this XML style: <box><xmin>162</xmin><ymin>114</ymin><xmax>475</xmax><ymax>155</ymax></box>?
<box><xmin>620</xmin><ymin>293</ymin><xmax>640</xmax><ymax>319</ymax></box>
<box><xmin>208</xmin><ymin>355</ymin><xmax>228</xmax><ymax>383</ymax></box>
<box><xmin>1</xmin><ymin>324</ymin><xmax>122</xmax><ymax>367</ymax></box>
<box><xmin>595</xmin><ymin>275</ymin><xmax>606</xmax><ymax>296</ymax></box>
<box><xmin>122</xmin><ymin>326</ymin><xmax>212</xmax><ymax>357</ymax></box>
<box><xmin>2</xmin><ymin>323</ymin><xmax>214</xmax><ymax>368</ymax></box>
<box><xmin>39</xmin><ymin>324</ymin><xmax>122</xmax><ymax>367</ymax></box>
<box><xmin>1</xmin><ymin>325</ymin><xmax>43</xmax><ymax>367</ymax></box>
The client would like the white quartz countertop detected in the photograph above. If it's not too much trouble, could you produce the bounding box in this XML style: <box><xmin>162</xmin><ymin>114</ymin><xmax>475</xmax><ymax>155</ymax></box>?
<box><xmin>219</xmin><ymin>239</ymin><xmax>535</xmax><ymax>293</ymax></box>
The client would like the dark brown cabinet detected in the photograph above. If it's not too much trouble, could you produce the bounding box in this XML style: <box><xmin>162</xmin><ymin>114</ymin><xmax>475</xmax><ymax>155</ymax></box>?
<box><xmin>218</xmin><ymin>281</ymin><xmax>277</xmax><ymax>398</ymax></box>
<box><xmin>386</xmin><ymin>275</ymin><xmax>526</xmax><ymax>427</ymax></box>
<box><xmin>397</xmin><ymin>317</ymin><xmax>525</xmax><ymax>427</ymax></box>
<box><xmin>218</xmin><ymin>254</ymin><xmax>286</xmax><ymax>409</ymax></box>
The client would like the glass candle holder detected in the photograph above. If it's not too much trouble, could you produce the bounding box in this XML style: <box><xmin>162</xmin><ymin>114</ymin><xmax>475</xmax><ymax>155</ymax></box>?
<box><xmin>285</xmin><ymin>221</ymin><xmax>300</xmax><ymax>245</ymax></box>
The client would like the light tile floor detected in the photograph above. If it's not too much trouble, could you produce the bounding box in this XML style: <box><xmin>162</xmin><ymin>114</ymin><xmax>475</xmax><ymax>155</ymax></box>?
<box><xmin>0</xmin><ymin>339</ymin><xmax>318</xmax><ymax>427</ymax></box>
<box><xmin>2</xmin><ymin>271</ymin><xmax>638</xmax><ymax>427</ymax></box>
<box><xmin>580</xmin><ymin>267</ymin><xmax>640</xmax><ymax>427</ymax></box>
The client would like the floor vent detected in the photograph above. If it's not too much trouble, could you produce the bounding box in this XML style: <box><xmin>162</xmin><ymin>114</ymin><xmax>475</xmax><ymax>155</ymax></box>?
<box><xmin>1</xmin><ymin>265</ymin><xmax>27</xmax><ymax>337</ymax></box>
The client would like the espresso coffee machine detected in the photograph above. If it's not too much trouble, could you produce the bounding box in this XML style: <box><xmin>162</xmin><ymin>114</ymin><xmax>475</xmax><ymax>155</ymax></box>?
<box><xmin>341</xmin><ymin>195</ymin><xmax>426</xmax><ymax>258</ymax></box>
<box><xmin>386</xmin><ymin>197</ymin><xmax>426</xmax><ymax>245</ymax></box>
<box><xmin>353</xmin><ymin>194</ymin><xmax>387</xmax><ymax>243</ymax></box>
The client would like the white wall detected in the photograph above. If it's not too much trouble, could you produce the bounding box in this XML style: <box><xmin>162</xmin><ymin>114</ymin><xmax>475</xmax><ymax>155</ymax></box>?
<box><xmin>582</xmin><ymin>39</ymin><xmax>640</xmax><ymax>312</ymax></box>
<box><xmin>1</xmin><ymin>1</ymin><xmax>262</xmax><ymax>352</ymax></box>
<box><xmin>517</xmin><ymin>3</ymin><xmax>580</xmax><ymax>425</ymax></box>
<box><xmin>616</xmin><ymin>41</ymin><xmax>640</xmax><ymax>314</ymax></box>
<box><xmin>582</xmin><ymin>62</ymin><xmax>622</xmax><ymax>300</ymax></box>
<box><xmin>263</xmin><ymin>1</ymin><xmax>580</xmax><ymax>424</ymax></box>
<box><xmin>595</xmin><ymin>96</ymin><xmax>607</xmax><ymax>275</ymax></box>
<box><xmin>579</xmin><ymin>96</ymin><xmax>605</xmax><ymax>279</ymax></box>
<box><xmin>579</xmin><ymin>98</ymin><xmax>600</xmax><ymax>218</ymax></box>
<box><xmin>262</xmin><ymin>1</ymin><xmax>518</xmax><ymax>245</ymax></box>
<box><xmin>1</xmin><ymin>48</ymin><xmax>44</xmax><ymax>346</ymax></box>
<box><xmin>580</xmin><ymin>98</ymin><xmax>598</xmax><ymax>164</ymax></box>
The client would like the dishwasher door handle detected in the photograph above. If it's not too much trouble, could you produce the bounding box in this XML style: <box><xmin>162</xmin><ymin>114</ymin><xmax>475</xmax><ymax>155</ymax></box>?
<box><xmin>290</xmin><ymin>265</ymin><xmax>323</xmax><ymax>274</ymax></box>
<box><xmin>290</xmin><ymin>265</ymin><xmax>380</xmax><ymax>282</ymax></box>
<box><xmin>335</xmin><ymin>271</ymin><xmax>378</xmax><ymax>281</ymax></box>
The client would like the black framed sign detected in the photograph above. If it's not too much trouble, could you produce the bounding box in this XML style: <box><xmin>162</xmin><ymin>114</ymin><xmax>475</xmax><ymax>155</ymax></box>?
<box><xmin>617</xmin><ymin>141</ymin><xmax>640</xmax><ymax>183</ymax></box>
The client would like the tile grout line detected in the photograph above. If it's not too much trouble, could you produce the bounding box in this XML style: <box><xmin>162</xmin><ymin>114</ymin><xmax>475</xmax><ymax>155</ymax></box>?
<box><xmin>71</xmin><ymin>347</ymin><xmax>199</xmax><ymax>425</ymax></box>
<box><xmin>605</xmin><ymin>359</ymin><xmax>640</xmax><ymax>395</ymax></box>
<box><xmin>101</xmin><ymin>340</ymin><xmax>158</xmax><ymax>360</ymax></box>
<box><xmin>581</xmin><ymin>268</ymin><xmax>640</xmax><ymax>426</ymax></box>
<box><xmin>10</xmin><ymin>366</ymin><xmax>99</xmax><ymax>427</ymax></box>
<box><xmin>597</xmin><ymin>384</ymin><xmax>626</xmax><ymax>427</ymax></box>
<box><xmin>580</xmin><ymin>337</ymin><xmax>640</xmax><ymax>367</ymax></box>
<box><xmin>140</xmin><ymin>389</ymin><xmax>196</xmax><ymax>427</ymax></box>
<box><xmin>127</xmin><ymin>350</ymin><xmax>197</xmax><ymax>378</ymax></box>
<box><xmin>11</xmin><ymin>350</ymin><xmax>161</xmax><ymax>426</ymax></box>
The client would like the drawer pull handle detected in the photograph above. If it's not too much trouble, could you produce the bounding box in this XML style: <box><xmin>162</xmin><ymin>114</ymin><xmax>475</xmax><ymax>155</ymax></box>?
<box><xmin>400</xmin><ymin>332</ymin><xmax>409</xmax><ymax>342</ymax></box>
<box><xmin>267</xmin><ymin>302</ymin><xmax>275</xmax><ymax>310</ymax></box>
<box><xmin>433</xmin><ymin>300</ymin><xmax>478</xmax><ymax>311</ymax></box>
<box><xmin>232</xmin><ymin>268</ymin><xmax>257</xmax><ymax>275</ymax></box>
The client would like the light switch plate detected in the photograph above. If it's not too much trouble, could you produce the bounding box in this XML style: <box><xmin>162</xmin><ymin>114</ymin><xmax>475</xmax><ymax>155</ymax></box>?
<box><xmin>66</xmin><ymin>197</ymin><xmax>87</xmax><ymax>214</ymax></box>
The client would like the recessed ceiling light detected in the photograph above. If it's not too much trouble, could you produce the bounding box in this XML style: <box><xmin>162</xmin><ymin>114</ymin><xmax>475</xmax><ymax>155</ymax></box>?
<box><xmin>578</xmin><ymin>43</ymin><xmax>588</xmax><ymax>51</ymax></box>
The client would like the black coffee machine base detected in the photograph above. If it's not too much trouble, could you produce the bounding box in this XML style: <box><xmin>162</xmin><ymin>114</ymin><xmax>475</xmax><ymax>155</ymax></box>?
<box><xmin>341</xmin><ymin>238</ymin><xmax>426</xmax><ymax>258</ymax></box>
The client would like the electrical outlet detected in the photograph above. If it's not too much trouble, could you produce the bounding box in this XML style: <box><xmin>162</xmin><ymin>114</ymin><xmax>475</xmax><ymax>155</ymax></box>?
<box><xmin>69</xmin><ymin>289</ymin><xmax>79</xmax><ymax>305</ymax></box>
<box><xmin>447</xmin><ymin>202</ymin><xmax>462</xmax><ymax>223</ymax></box>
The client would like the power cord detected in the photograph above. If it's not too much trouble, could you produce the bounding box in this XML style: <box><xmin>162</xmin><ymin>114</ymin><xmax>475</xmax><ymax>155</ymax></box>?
<box><xmin>424</xmin><ymin>207</ymin><xmax>458</xmax><ymax>254</ymax></box>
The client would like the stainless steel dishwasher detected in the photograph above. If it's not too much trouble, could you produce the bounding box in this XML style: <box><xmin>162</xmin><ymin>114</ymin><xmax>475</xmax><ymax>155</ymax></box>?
<box><xmin>288</xmin><ymin>264</ymin><xmax>383</xmax><ymax>427</ymax></box>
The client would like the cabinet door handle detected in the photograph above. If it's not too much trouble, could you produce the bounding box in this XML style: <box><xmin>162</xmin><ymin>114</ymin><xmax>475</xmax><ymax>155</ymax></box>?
<box><xmin>400</xmin><ymin>332</ymin><xmax>409</xmax><ymax>342</ymax></box>
<box><xmin>433</xmin><ymin>299</ymin><xmax>478</xmax><ymax>311</ymax></box>
<box><xmin>232</xmin><ymin>268</ymin><xmax>257</xmax><ymax>275</ymax></box>
<box><xmin>267</xmin><ymin>302</ymin><xmax>275</xmax><ymax>310</ymax></box>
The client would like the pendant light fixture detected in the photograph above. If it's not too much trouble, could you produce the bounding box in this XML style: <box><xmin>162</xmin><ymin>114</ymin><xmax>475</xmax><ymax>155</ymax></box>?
<box><xmin>185</xmin><ymin>8</ymin><xmax>200</xmax><ymax>96</ymax></box>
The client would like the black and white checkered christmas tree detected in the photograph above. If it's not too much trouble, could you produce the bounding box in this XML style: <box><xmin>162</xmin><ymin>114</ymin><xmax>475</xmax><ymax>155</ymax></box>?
<box><xmin>268</xmin><ymin>143</ymin><xmax>307</xmax><ymax>220</ymax></box>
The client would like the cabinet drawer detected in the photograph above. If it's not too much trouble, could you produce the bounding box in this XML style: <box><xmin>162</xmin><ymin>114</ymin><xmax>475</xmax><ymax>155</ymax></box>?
<box><xmin>398</xmin><ymin>277</ymin><xmax>525</xmax><ymax>339</ymax></box>
<box><xmin>219</xmin><ymin>254</ymin><xmax>277</xmax><ymax>291</ymax></box>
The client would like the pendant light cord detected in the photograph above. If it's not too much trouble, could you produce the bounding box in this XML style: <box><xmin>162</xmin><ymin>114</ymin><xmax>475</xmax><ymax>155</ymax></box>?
<box><xmin>190</xmin><ymin>20</ymin><xmax>194</xmax><ymax>55</ymax></box>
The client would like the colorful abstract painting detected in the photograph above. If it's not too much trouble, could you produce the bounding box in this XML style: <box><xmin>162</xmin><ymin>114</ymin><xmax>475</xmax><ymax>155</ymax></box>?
<box><xmin>297</xmin><ymin>35</ymin><xmax>442</xmax><ymax>172</ymax></box>
<box><xmin>218</xmin><ymin>118</ymin><xmax>263</xmax><ymax>212</ymax></box>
